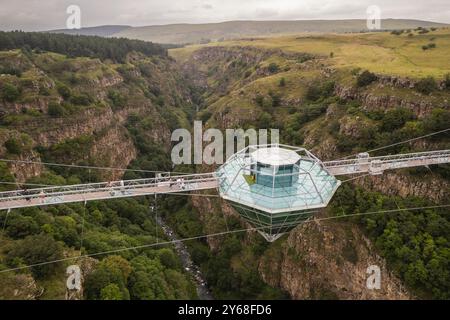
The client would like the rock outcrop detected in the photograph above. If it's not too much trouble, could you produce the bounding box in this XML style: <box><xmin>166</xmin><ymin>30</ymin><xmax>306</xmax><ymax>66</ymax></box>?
<box><xmin>259</xmin><ymin>212</ymin><xmax>410</xmax><ymax>300</ymax></box>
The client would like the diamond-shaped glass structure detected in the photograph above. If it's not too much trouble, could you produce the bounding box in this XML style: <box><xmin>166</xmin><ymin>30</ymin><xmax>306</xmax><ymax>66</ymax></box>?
<box><xmin>216</xmin><ymin>144</ymin><xmax>341</xmax><ymax>242</ymax></box>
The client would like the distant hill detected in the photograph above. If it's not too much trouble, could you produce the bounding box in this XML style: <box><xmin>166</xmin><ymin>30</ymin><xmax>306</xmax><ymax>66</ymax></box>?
<box><xmin>48</xmin><ymin>25</ymin><xmax>131</xmax><ymax>37</ymax></box>
<box><xmin>49</xmin><ymin>19</ymin><xmax>449</xmax><ymax>45</ymax></box>
<box><xmin>116</xmin><ymin>19</ymin><xmax>449</xmax><ymax>44</ymax></box>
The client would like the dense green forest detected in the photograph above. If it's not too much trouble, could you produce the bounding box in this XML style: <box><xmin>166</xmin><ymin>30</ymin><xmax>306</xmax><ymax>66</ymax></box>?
<box><xmin>0</xmin><ymin>31</ymin><xmax>167</xmax><ymax>62</ymax></box>
<box><xmin>331</xmin><ymin>185</ymin><xmax>450</xmax><ymax>299</ymax></box>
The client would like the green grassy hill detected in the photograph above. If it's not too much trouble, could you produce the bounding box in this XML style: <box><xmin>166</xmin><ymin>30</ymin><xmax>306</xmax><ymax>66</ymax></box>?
<box><xmin>171</xmin><ymin>28</ymin><xmax>450</xmax><ymax>78</ymax></box>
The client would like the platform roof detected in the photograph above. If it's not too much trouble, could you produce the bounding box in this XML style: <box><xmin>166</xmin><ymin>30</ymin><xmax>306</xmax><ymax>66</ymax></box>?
<box><xmin>251</xmin><ymin>147</ymin><xmax>301</xmax><ymax>166</ymax></box>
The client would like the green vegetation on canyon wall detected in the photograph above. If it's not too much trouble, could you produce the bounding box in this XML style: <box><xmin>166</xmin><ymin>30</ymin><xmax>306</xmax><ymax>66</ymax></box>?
<box><xmin>0</xmin><ymin>32</ymin><xmax>197</xmax><ymax>299</ymax></box>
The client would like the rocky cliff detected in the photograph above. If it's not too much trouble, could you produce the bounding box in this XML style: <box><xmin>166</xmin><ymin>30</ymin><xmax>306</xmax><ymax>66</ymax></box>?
<box><xmin>0</xmin><ymin>49</ymin><xmax>191</xmax><ymax>183</ymax></box>
<box><xmin>259</xmin><ymin>212</ymin><xmax>410</xmax><ymax>299</ymax></box>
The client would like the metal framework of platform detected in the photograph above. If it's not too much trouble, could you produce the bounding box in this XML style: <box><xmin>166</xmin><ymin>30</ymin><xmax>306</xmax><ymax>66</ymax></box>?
<box><xmin>0</xmin><ymin>147</ymin><xmax>449</xmax><ymax>212</ymax></box>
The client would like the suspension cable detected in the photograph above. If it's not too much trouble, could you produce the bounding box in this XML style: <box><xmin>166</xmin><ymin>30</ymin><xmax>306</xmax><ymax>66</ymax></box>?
<box><xmin>1</xmin><ymin>203</ymin><xmax>449</xmax><ymax>275</ymax></box>
<box><xmin>0</xmin><ymin>158</ymin><xmax>192</xmax><ymax>175</ymax></box>
<box><xmin>337</xmin><ymin>127</ymin><xmax>450</xmax><ymax>160</ymax></box>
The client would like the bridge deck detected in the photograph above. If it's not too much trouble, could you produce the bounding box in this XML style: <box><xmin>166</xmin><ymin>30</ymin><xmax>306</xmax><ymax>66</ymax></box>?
<box><xmin>1</xmin><ymin>150</ymin><xmax>449</xmax><ymax>211</ymax></box>
<box><xmin>324</xmin><ymin>150</ymin><xmax>450</xmax><ymax>176</ymax></box>
<box><xmin>0</xmin><ymin>174</ymin><xmax>219</xmax><ymax>211</ymax></box>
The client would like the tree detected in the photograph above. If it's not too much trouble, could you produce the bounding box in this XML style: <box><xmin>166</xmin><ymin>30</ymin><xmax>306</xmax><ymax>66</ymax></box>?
<box><xmin>257</xmin><ymin>112</ymin><xmax>272</xmax><ymax>128</ymax></box>
<box><xmin>4</xmin><ymin>138</ymin><xmax>22</xmax><ymax>155</ymax></box>
<box><xmin>0</xmin><ymin>31</ymin><xmax>167</xmax><ymax>63</ymax></box>
<box><xmin>415</xmin><ymin>76</ymin><xmax>437</xmax><ymax>95</ymax></box>
<box><xmin>270</xmin><ymin>93</ymin><xmax>281</xmax><ymax>107</ymax></box>
<box><xmin>380</xmin><ymin>107</ymin><xmax>414</xmax><ymax>131</ymax></box>
<box><xmin>100</xmin><ymin>255</ymin><xmax>132</xmax><ymax>281</ymax></box>
<box><xmin>254</xmin><ymin>94</ymin><xmax>264</xmax><ymax>107</ymax></box>
<box><xmin>6</xmin><ymin>234</ymin><xmax>64</xmax><ymax>278</ymax></box>
<box><xmin>128</xmin><ymin>256</ymin><xmax>172</xmax><ymax>300</ymax></box>
<box><xmin>444</xmin><ymin>73</ymin><xmax>450</xmax><ymax>90</ymax></box>
<box><xmin>57</xmin><ymin>84</ymin><xmax>71</xmax><ymax>100</ymax></box>
<box><xmin>100</xmin><ymin>284</ymin><xmax>124</xmax><ymax>300</ymax></box>
<box><xmin>108</xmin><ymin>90</ymin><xmax>127</xmax><ymax>109</ymax></box>
<box><xmin>47</xmin><ymin>102</ymin><xmax>66</xmax><ymax>117</ymax></box>
<box><xmin>357</xmin><ymin>70</ymin><xmax>377</xmax><ymax>87</ymax></box>
<box><xmin>267</xmin><ymin>63</ymin><xmax>279</xmax><ymax>73</ymax></box>
<box><xmin>305</xmin><ymin>85</ymin><xmax>321</xmax><ymax>101</ymax></box>
<box><xmin>84</xmin><ymin>263</ymin><xmax>130</xmax><ymax>300</ymax></box>
<box><xmin>1</xmin><ymin>83</ymin><xmax>20</xmax><ymax>102</ymax></box>
<box><xmin>422</xmin><ymin>108</ymin><xmax>450</xmax><ymax>134</ymax></box>
<box><xmin>0</xmin><ymin>163</ymin><xmax>15</xmax><ymax>192</ymax></box>
<box><xmin>157</xmin><ymin>248</ymin><xmax>178</xmax><ymax>269</ymax></box>
<box><xmin>5</xmin><ymin>214</ymin><xmax>39</xmax><ymax>239</ymax></box>
<box><xmin>70</xmin><ymin>94</ymin><xmax>93</xmax><ymax>106</ymax></box>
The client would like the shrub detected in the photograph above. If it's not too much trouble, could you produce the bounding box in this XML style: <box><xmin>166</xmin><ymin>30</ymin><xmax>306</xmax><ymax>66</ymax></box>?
<box><xmin>199</xmin><ymin>110</ymin><xmax>212</xmax><ymax>123</ymax></box>
<box><xmin>257</xmin><ymin>112</ymin><xmax>272</xmax><ymax>128</ymax></box>
<box><xmin>305</xmin><ymin>85</ymin><xmax>322</xmax><ymax>101</ymax></box>
<box><xmin>6</xmin><ymin>234</ymin><xmax>64</xmax><ymax>278</ymax></box>
<box><xmin>267</xmin><ymin>63</ymin><xmax>279</xmax><ymax>74</ymax></box>
<box><xmin>422</xmin><ymin>43</ymin><xmax>436</xmax><ymax>50</ymax></box>
<box><xmin>4</xmin><ymin>138</ymin><xmax>22</xmax><ymax>154</ymax></box>
<box><xmin>445</xmin><ymin>73</ymin><xmax>450</xmax><ymax>90</ymax></box>
<box><xmin>380</xmin><ymin>108</ymin><xmax>415</xmax><ymax>131</ymax></box>
<box><xmin>269</xmin><ymin>92</ymin><xmax>281</xmax><ymax>107</ymax></box>
<box><xmin>356</xmin><ymin>70</ymin><xmax>377</xmax><ymax>87</ymax></box>
<box><xmin>279</xmin><ymin>77</ymin><xmax>286</xmax><ymax>87</ymax></box>
<box><xmin>255</xmin><ymin>94</ymin><xmax>264</xmax><ymax>107</ymax></box>
<box><xmin>391</xmin><ymin>30</ymin><xmax>403</xmax><ymax>35</ymax></box>
<box><xmin>415</xmin><ymin>76</ymin><xmax>437</xmax><ymax>95</ymax></box>
<box><xmin>108</xmin><ymin>90</ymin><xmax>127</xmax><ymax>109</ymax></box>
<box><xmin>1</xmin><ymin>83</ymin><xmax>20</xmax><ymax>102</ymax></box>
<box><xmin>70</xmin><ymin>93</ymin><xmax>93</xmax><ymax>106</ymax></box>
<box><xmin>57</xmin><ymin>84</ymin><xmax>71</xmax><ymax>100</ymax></box>
<box><xmin>47</xmin><ymin>102</ymin><xmax>66</xmax><ymax>117</ymax></box>
<box><xmin>0</xmin><ymin>66</ymin><xmax>22</xmax><ymax>77</ymax></box>
<box><xmin>305</xmin><ymin>81</ymin><xmax>335</xmax><ymax>101</ymax></box>
<box><xmin>422</xmin><ymin>108</ymin><xmax>450</xmax><ymax>134</ymax></box>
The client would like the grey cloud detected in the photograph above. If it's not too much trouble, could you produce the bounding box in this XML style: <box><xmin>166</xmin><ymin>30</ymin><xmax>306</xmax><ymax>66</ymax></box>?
<box><xmin>0</xmin><ymin>0</ymin><xmax>448</xmax><ymax>31</ymax></box>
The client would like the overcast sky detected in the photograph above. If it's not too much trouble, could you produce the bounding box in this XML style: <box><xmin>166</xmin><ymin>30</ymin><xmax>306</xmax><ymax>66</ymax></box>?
<box><xmin>0</xmin><ymin>0</ymin><xmax>449</xmax><ymax>31</ymax></box>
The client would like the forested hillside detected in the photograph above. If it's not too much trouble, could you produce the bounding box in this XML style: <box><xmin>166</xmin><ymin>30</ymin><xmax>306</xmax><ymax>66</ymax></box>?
<box><xmin>0</xmin><ymin>31</ymin><xmax>167</xmax><ymax>63</ymax></box>
<box><xmin>0</xmin><ymin>31</ymin><xmax>199</xmax><ymax>299</ymax></box>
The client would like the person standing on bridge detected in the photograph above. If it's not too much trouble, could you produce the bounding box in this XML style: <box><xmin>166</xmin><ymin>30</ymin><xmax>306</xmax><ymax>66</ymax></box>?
<box><xmin>39</xmin><ymin>190</ymin><xmax>46</xmax><ymax>204</ymax></box>
<box><xmin>23</xmin><ymin>187</ymin><xmax>31</xmax><ymax>203</ymax></box>
<box><xmin>119</xmin><ymin>180</ymin><xmax>125</xmax><ymax>195</ymax></box>
<box><xmin>106</xmin><ymin>181</ymin><xmax>115</xmax><ymax>196</ymax></box>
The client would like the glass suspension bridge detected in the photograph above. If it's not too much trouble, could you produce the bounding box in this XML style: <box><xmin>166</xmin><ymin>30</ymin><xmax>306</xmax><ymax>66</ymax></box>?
<box><xmin>0</xmin><ymin>144</ymin><xmax>449</xmax><ymax>242</ymax></box>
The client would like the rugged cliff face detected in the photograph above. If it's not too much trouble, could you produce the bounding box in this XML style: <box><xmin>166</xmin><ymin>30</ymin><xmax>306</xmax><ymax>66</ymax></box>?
<box><xmin>0</xmin><ymin>49</ymin><xmax>191</xmax><ymax>183</ymax></box>
<box><xmin>259</xmin><ymin>212</ymin><xmax>410</xmax><ymax>299</ymax></box>
<box><xmin>335</xmin><ymin>76</ymin><xmax>450</xmax><ymax>118</ymax></box>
